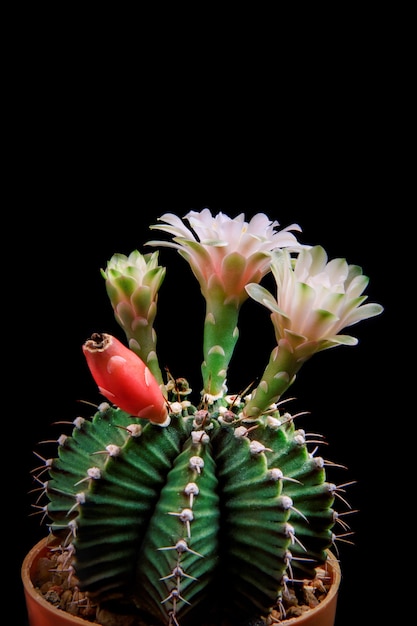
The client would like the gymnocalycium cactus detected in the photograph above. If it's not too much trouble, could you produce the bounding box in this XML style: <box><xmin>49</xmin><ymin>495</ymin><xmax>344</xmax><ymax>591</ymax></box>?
<box><xmin>32</xmin><ymin>209</ymin><xmax>383</xmax><ymax>626</ymax></box>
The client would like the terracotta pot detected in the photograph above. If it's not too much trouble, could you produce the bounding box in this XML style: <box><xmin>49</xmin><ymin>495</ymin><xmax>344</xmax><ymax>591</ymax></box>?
<box><xmin>22</xmin><ymin>537</ymin><xmax>93</xmax><ymax>626</ymax></box>
<box><xmin>22</xmin><ymin>536</ymin><xmax>341</xmax><ymax>626</ymax></box>
<box><xmin>273</xmin><ymin>557</ymin><xmax>341</xmax><ymax>626</ymax></box>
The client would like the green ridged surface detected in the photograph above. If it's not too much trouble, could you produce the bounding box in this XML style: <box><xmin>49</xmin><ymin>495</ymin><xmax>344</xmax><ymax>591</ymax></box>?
<box><xmin>252</xmin><ymin>421</ymin><xmax>335</xmax><ymax>576</ymax></box>
<box><xmin>136</xmin><ymin>435</ymin><xmax>220</xmax><ymax>623</ymax></box>
<box><xmin>212</xmin><ymin>426</ymin><xmax>290</xmax><ymax>620</ymax></box>
<box><xmin>43</xmin><ymin>402</ymin><xmax>338</xmax><ymax>625</ymax></box>
<box><xmin>48</xmin><ymin>406</ymin><xmax>189</xmax><ymax>601</ymax></box>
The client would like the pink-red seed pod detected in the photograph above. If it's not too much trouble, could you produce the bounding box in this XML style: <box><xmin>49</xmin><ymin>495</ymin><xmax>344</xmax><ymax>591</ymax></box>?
<box><xmin>82</xmin><ymin>333</ymin><xmax>168</xmax><ymax>425</ymax></box>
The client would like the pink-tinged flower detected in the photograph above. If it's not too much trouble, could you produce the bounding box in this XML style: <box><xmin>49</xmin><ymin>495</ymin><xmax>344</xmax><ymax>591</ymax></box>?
<box><xmin>146</xmin><ymin>208</ymin><xmax>304</xmax><ymax>306</ymax></box>
<box><xmin>82</xmin><ymin>333</ymin><xmax>169</xmax><ymax>425</ymax></box>
<box><xmin>146</xmin><ymin>209</ymin><xmax>305</xmax><ymax>397</ymax></box>
<box><xmin>243</xmin><ymin>246</ymin><xmax>384</xmax><ymax>418</ymax></box>
<box><xmin>246</xmin><ymin>245</ymin><xmax>384</xmax><ymax>354</ymax></box>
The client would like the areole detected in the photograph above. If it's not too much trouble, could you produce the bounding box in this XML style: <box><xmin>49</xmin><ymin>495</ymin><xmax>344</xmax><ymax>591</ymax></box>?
<box><xmin>22</xmin><ymin>536</ymin><xmax>342</xmax><ymax>626</ymax></box>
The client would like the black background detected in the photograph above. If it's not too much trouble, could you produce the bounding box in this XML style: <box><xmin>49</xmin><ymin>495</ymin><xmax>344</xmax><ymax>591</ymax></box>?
<box><xmin>9</xmin><ymin>20</ymin><xmax>402</xmax><ymax>625</ymax></box>
<box><xmin>15</xmin><ymin>196</ymin><xmax>391</xmax><ymax>626</ymax></box>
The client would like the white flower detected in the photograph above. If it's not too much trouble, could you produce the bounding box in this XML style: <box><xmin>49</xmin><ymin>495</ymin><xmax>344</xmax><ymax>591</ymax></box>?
<box><xmin>246</xmin><ymin>245</ymin><xmax>384</xmax><ymax>352</ymax></box>
<box><xmin>146</xmin><ymin>208</ymin><xmax>304</xmax><ymax>305</ymax></box>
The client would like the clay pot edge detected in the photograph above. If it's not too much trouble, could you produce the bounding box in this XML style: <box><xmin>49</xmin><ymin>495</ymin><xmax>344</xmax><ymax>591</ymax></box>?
<box><xmin>22</xmin><ymin>536</ymin><xmax>342</xmax><ymax>626</ymax></box>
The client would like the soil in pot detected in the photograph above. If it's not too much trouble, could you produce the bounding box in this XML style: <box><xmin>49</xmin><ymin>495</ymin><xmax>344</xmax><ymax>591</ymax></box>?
<box><xmin>22</xmin><ymin>536</ymin><xmax>341</xmax><ymax>626</ymax></box>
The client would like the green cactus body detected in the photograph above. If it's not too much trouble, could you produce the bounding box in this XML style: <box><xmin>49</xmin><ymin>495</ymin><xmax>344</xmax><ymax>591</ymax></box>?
<box><xmin>42</xmin><ymin>388</ymin><xmax>338</xmax><ymax>626</ymax></box>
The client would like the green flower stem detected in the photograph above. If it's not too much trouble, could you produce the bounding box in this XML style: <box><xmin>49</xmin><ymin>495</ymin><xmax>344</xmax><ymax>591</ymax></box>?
<box><xmin>201</xmin><ymin>298</ymin><xmax>240</xmax><ymax>397</ymax></box>
<box><xmin>124</xmin><ymin>301</ymin><xmax>164</xmax><ymax>386</ymax></box>
<box><xmin>244</xmin><ymin>339</ymin><xmax>304</xmax><ymax>418</ymax></box>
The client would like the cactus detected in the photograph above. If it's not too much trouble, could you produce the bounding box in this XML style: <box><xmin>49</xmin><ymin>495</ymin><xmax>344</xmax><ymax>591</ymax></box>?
<box><xmin>31</xmin><ymin>210</ymin><xmax>383</xmax><ymax>626</ymax></box>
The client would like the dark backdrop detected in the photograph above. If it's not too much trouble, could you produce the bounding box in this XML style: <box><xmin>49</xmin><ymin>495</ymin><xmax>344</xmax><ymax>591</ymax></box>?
<box><xmin>8</xmin><ymin>28</ymin><xmax>401</xmax><ymax>618</ymax></box>
<box><xmin>14</xmin><ymin>172</ymin><xmax>391</xmax><ymax>625</ymax></box>
<box><xmin>6</xmin><ymin>5</ymin><xmax>409</xmax><ymax>620</ymax></box>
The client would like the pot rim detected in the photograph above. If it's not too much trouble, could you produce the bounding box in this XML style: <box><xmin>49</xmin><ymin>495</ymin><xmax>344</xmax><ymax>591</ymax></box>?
<box><xmin>22</xmin><ymin>535</ymin><xmax>94</xmax><ymax>625</ymax></box>
<box><xmin>22</xmin><ymin>535</ymin><xmax>341</xmax><ymax>625</ymax></box>
<box><xmin>279</xmin><ymin>550</ymin><xmax>341</xmax><ymax>625</ymax></box>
